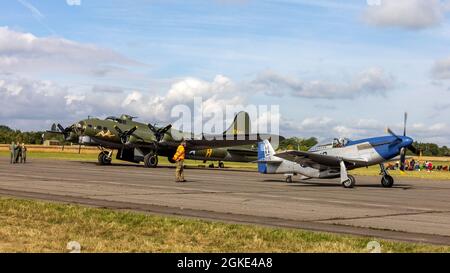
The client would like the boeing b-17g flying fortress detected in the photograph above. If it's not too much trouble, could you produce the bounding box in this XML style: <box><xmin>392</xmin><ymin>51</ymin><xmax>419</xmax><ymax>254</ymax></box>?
<box><xmin>47</xmin><ymin>112</ymin><xmax>275</xmax><ymax>168</ymax></box>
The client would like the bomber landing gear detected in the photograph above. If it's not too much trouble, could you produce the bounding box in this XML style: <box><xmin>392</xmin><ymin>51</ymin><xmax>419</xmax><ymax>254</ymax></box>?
<box><xmin>380</xmin><ymin>163</ymin><xmax>394</xmax><ymax>188</ymax></box>
<box><xmin>218</xmin><ymin>162</ymin><xmax>224</xmax><ymax>168</ymax></box>
<box><xmin>144</xmin><ymin>152</ymin><xmax>158</xmax><ymax>168</ymax></box>
<box><xmin>98</xmin><ymin>151</ymin><xmax>112</xmax><ymax>165</ymax></box>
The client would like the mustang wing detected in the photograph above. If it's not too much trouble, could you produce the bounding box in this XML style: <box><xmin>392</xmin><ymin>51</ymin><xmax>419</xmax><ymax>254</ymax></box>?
<box><xmin>274</xmin><ymin>150</ymin><xmax>368</xmax><ymax>168</ymax></box>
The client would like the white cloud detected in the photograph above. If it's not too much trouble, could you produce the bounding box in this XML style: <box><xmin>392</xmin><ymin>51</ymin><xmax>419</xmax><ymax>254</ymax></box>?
<box><xmin>119</xmin><ymin>75</ymin><xmax>243</xmax><ymax>124</ymax></box>
<box><xmin>64</xmin><ymin>94</ymin><xmax>85</xmax><ymax>105</ymax></box>
<box><xmin>251</xmin><ymin>67</ymin><xmax>395</xmax><ymax>99</ymax></box>
<box><xmin>0</xmin><ymin>73</ymin><xmax>244</xmax><ymax>130</ymax></box>
<box><xmin>364</xmin><ymin>0</ymin><xmax>448</xmax><ymax>30</ymax></box>
<box><xmin>0</xmin><ymin>76</ymin><xmax>68</xmax><ymax>120</ymax></box>
<box><xmin>0</xmin><ymin>27</ymin><xmax>138</xmax><ymax>77</ymax></box>
<box><xmin>66</xmin><ymin>0</ymin><xmax>81</xmax><ymax>6</ymax></box>
<box><xmin>431</xmin><ymin>57</ymin><xmax>450</xmax><ymax>80</ymax></box>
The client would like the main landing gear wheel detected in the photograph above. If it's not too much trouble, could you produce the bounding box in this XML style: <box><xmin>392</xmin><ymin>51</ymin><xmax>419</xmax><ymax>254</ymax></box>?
<box><xmin>218</xmin><ymin>162</ymin><xmax>224</xmax><ymax>168</ymax></box>
<box><xmin>98</xmin><ymin>151</ymin><xmax>112</xmax><ymax>165</ymax></box>
<box><xmin>285</xmin><ymin>175</ymin><xmax>293</xmax><ymax>183</ymax></box>
<box><xmin>342</xmin><ymin>175</ymin><xmax>356</xmax><ymax>188</ymax></box>
<box><xmin>381</xmin><ymin>175</ymin><xmax>394</xmax><ymax>188</ymax></box>
<box><xmin>144</xmin><ymin>153</ymin><xmax>158</xmax><ymax>168</ymax></box>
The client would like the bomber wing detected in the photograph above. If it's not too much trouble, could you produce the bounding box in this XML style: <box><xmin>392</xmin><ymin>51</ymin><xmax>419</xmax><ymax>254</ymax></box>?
<box><xmin>184</xmin><ymin>134</ymin><xmax>262</xmax><ymax>150</ymax></box>
<box><xmin>226</xmin><ymin>148</ymin><xmax>257</xmax><ymax>157</ymax></box>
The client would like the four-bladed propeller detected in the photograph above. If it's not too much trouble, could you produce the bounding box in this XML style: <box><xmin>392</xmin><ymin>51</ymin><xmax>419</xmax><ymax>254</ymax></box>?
<box><xmin>386</xmin><ymin>112</ymin><xmax>419</xmax><ymax>171</ymax></box>
<box><xmin>148</xmin><ymin>124</ymin><xmax>172</xmax><ymax>142</ymax></box>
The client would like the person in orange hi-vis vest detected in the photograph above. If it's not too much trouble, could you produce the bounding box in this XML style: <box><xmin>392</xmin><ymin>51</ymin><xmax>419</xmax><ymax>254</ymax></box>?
<box><xmin>173</xmin><ymin>140</ymin><xmax>186</xmax><ymax>182</ymax></box>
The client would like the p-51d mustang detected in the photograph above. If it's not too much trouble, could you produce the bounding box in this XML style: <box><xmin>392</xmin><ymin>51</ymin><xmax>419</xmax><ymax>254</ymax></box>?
<box><xmin>48</xmin><ymin>112</ymin><xmax>279</xmax><ymax>168</ymax></box>
<box><xmin>258</xmin><ymin>113</ymin><xmax>418</xmax><ymax>188</ymax></box>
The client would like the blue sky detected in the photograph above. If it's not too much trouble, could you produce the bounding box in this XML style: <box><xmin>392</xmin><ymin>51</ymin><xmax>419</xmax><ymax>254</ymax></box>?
<box><xmin>1</xmin><ymin>0</ymin><xmax>450</xmax><ymax>144</ymax></box>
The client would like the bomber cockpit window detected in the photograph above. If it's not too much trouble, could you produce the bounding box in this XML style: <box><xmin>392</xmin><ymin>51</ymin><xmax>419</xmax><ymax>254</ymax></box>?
<box><xmin>105</xmin><ymin>116</ymin><xmax>124</xmax><ymax>124</ymax></box>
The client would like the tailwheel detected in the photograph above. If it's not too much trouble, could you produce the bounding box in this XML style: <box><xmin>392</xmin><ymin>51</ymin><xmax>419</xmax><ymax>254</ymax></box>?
<box><xmin>98</xmin><ymin>151</ymin><xmax>112</xmax><ymax>165</ymax></box>
<box><xmin>285</xmin><ymin>175</ymin><xmax>293</xmax><ymax>183</ymax></box>
<box><xmin>342</xmin><ymin>175</ymin><xmax>356</xmax><ymax>188</ymax></box>
<box><xmin>381</xmin><ymin>175</ymin><xmax>394</xmax><ymax>188</ymax></box>
<box><xmin>144</xmin><ymin>152</ymin><xmax>158</xmax><ymax>168</ymax></box>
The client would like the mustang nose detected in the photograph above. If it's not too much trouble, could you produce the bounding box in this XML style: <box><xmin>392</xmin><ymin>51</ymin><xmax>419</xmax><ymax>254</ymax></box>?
<box><xmin>403</xmin><ymin>136</ymin><xmax>413</xmax><ymax>147</ymax></box>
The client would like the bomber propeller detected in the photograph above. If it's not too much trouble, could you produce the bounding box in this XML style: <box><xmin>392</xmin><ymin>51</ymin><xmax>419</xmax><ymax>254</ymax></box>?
<box><xmin>46</xmin><ymin>123</ymin><xmax>74</xmax><ymax>140</ymax></box>
<box><xmin>148</xmin><ymin>124</ymin><xmax>172</xmax><ymax>142</ymax></box>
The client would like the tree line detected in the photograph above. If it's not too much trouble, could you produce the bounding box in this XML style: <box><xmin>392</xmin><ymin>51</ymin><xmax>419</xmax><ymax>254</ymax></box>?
<box><xmin>0</xmin><ymin>125</ymin><xmax>64</xmax><ymax>145</ymax></box>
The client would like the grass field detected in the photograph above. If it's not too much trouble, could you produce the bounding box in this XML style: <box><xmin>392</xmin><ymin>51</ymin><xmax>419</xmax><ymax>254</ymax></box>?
<box><xmin>350</xmin><ymin>163</ymin><xmax>450</xmax><ymax>180</ymax></box>
<box><xmin>0</xmin><ymin>197</ymin><xmax>449</xmax><ymax>253</ymax></box>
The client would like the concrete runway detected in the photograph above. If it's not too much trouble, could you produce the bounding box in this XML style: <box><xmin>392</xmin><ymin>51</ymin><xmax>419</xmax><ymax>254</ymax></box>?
<box><xmin>1</xmin><ymin>158</ymin><xmax>450</xmax><ymax>245</ymax></box>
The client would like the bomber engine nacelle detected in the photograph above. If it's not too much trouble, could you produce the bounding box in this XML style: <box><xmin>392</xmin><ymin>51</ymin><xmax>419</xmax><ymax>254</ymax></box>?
<box><xmin>126</xmin><ymin>135</ymin><xmax>143</xmax><ymax>144</ymax></box>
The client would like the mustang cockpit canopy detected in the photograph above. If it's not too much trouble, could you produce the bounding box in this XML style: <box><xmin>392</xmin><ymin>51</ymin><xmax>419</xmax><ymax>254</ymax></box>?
<box><xmin>309</xmin><ymin>137</ymin><xmax>351</xmax><ymax>152</ymax></box>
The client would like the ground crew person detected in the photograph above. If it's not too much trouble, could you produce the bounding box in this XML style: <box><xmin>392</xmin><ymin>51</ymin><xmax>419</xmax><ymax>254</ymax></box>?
<box><xmin>172</xmin><ymin>140</ymin><xmax>186</xmax><ymax>182</ymax></box>
<box><xmin>10</xmin><ymin>141</ymin><xmax>16</xmax><ymax>164</ymax></box>
<box><xmin>20</xmin><ymin>143</ymin><xmax>27</xmax><ymax>164</ymax></box>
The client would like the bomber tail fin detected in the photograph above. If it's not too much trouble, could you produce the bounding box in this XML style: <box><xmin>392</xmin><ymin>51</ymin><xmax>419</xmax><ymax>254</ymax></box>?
<box><xmin>223</xmin><ymin>111</ymin><xmax>251</xmax><ymax>135</ymax></box>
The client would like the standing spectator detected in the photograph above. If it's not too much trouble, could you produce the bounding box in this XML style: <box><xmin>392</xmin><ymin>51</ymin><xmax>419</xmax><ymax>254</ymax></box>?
<box><xmin>410</xmin><ymin>159</ymin><xmax>415</xmax><ymax>171</ymax></box>
<box><xmin>20</xmin><ymin>143</ymin><xmax>27</xmax><ymax>164</ymax></box>
<box><xmin>9</xmin><ymin>141</ymin><xmax>16</xmax><ymax>164</ymax></box>
<box><xmin>427</xmin><ymin>161</ymin><xmax>433</xmax><ymax>172</ymax></box>
<box><xmin>15</xmin><ymin>144</ymin><xmax>22</xmax><ymax>163</ymax></box>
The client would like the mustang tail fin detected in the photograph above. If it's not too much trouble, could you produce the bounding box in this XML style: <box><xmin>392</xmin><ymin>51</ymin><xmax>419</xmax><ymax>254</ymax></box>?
<box><xmin>257</xmin><ymin>139</ymin><xmax>276</xmax><ymax>173</ymax></box>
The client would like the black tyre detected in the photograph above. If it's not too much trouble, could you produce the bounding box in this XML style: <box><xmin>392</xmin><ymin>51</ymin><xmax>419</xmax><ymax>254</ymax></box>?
<box><xmin>144</xmin><ymin>153</ymin><xmax>158</xmax><ymax>168</ymax></box>
<box><xmin>218</xmin><ymin>162</ymin><xmax>225</xmax><ymax>168</ymax></box>
<box><xmin>98</xmin><ymin>152</ymin><xmax>111</xmax><ymax>165</ymax></box>
<box><xmin>381</xmin><ymin>175</ymin><xmax>394</xmax><ymax>188</ymax></box>
<box><xmin>208</xmin><ymin>163</ymin><xmax>214</xmax><ymax>168</ymax></box>
<box><xmin>342</xmin><ymin>175</ymin><xmax>355</xmax><ymax>188</ymax></box>
<box><xmin>285</xmin><ymin>176</ymin><xmax>293</xmax><ymax>183</ymax></box>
